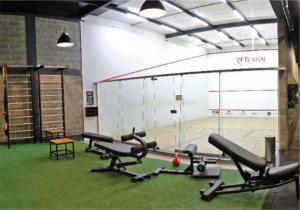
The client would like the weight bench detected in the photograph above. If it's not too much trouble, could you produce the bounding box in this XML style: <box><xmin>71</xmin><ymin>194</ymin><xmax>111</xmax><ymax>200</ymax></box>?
<box><xmin>91</xmin><ymin>128</ymin><xmax>157</xmax><ymax>182</ymax></box>
<box><xmin>153</xmin><ymin>144</ymin><xmax>220</xmax><ymax>178</ymax></box>
<box><xmin>200</xmin><ymin>134</ymin><xmax>299</xmax><ymax>201</ymax></box>
<box><xmin>82</xmin><ymin>131</ymin><xmax>146</xmax><ymax>159</ymax></box>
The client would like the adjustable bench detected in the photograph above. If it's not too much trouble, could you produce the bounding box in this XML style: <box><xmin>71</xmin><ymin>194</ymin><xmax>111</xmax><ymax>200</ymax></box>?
<box><xmin>153</xmin><ymin>144</ymin><xmax>220</xmax><ymax>178</ymax></box>
<box><xmin>200</xmin><ymin>134</ymin><xmax>299</xmax><ymax>201</ymax></box>
<box><xmin>82</xmin><ymin>131</ymin><xmax>146</xmax><ymax>155</ymax></box>
<box><xmin>91</xmin><ymin>128</ymin><xmax>157</xmax><ymax>182</ymax></box>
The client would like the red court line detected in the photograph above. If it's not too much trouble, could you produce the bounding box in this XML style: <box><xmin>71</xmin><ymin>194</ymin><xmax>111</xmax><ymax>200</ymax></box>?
<box><xmin>209</xmin><ymin>109</ymin><xmax>278</xmax><ymax>112</ymax></box>
<box><xmin>99</xmin><ymin>48</ymin><xmax>277</xmax><ymax>82</ymax></box>
<box><xmin>208</xmin><ymin>89</ymin><xmax>277</xmax><ymax>92</ymax></box>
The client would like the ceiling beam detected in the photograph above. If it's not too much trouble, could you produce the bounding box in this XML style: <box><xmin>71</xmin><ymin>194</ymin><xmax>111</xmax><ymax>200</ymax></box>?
<box><xmin>166</xmin><ymin>18</ymin><xmax>277</xmax><ymax>38</ymax></box>
<box><xmin>163</xmin><ymin>0</ymin><xmax>245</xmax><ymax>47</ymax></box>
<box><xmin>107</xmin><ymin>4</ymin><xmax>223</xmax><ymax>49</ymax></box>
<box><xmin>225</xmin><ymin>0</ymin><xmax>269</xmax><ymax>46</ymax></box>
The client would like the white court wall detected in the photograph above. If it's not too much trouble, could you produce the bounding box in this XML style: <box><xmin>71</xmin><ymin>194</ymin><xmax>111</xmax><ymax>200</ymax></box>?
<box><xmin>81</xmin><ymin>16</ymin><xmax>206</xmax><ymax>133</ymax></box>
<box><xmin>208</xmin><ymin>71</ymin><xmax>278</xmax><ymax>117</ymax></box>
<box><xmin>81</xmin><ymin>15</ymin><xmax>279</xmax><ymax>135</ymax></box>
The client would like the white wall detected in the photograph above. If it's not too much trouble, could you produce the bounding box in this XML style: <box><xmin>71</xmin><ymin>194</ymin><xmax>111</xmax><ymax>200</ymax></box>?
<box><xmin>208</xmin><ymin>70</ymin><xmax>278</xmax><ymax>117</ymax></box>
<box><xmin>81</xmin><ymin>16</ymin><xmax>206</xmax><ymax>133</ymax></box>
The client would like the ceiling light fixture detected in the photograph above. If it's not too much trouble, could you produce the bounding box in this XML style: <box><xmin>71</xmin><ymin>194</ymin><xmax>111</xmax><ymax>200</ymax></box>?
<box><xmin>232</xmin><ymin>10</ymin><xmax>245</xmax><ymax>21</ymax></box>
<box><xmin>140</xmin><ymin>0</ymin><xmax>167</xmax><ymax>18</ymax></box>
<box><xmin>57</xmin><ymin>32</ymin><xmax>74</xmax><ymax>48</ymax></box>
<box><xmin>220</xmin><ymin>0</ymin><xmax>227</xmax><ymax>3</ymax></box>
<box><xmin>160</xmin><ymin>24</ymin><xmax>177</xmax><ymax>32</ymax></box>
<box><xmin>126</xmin><ymin>13</ymin><xmax>148</xmax><ymax>22</ymax></box>
<box><xmin>162</xmin><ymin>0</ymin><xmax>182</xmax><ymax>12</ymax></box>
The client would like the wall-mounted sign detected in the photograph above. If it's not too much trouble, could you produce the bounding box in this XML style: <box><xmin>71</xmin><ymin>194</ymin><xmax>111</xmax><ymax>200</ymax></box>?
<box><xmin>86</xmin><ymin>91</ymin><xmax>94</xmax><ymax>106</ymax></box>
<box><xmin>235</xmin><ymin>56</ymin><xmax>267</xmax><ymax>66</ymax></box>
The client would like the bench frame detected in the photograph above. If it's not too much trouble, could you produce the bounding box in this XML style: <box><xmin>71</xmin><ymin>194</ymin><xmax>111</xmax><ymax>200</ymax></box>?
<box><xmin>201</xmin><ymin>159</ymin><xmax>299</xmax><ymax>201</ymax></box>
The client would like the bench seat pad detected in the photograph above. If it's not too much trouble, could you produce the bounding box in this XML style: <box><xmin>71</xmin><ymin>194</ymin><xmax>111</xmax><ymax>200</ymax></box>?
<box><xmin>267</xmin><ymin>163</ymin><xmax>299</xmax><ymax>180</ymax></box>
<box><xmin>94</xmin><ymin>141</ymin><xmax>134</xmax><ymax>156</ymax></box>
<box><xmin>209</xmin><ymin>134</ymin><xmax>267</xmax><ymax>171</ymax></box>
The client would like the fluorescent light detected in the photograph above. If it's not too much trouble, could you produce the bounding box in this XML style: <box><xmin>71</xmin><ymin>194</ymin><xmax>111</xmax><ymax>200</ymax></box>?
<box><xmin>233</xmin><ymin>10</ymin><xmax>245</xmax><ymax>21</ymax></box>
<box><xmin>160</xmin><ymin>24</ymin><xmax>177</xmax><ymax>32</ymax></box>
<box><xmin>220</xmin><ymin>0</ymin><xmax>227</xmax><ymax>3</ymax></box>
<box><xmin>206</xmin><ymin>43</ymin><xmax>216</xmax><ymax>49</ymax></box>
<box><xmin>126</xmin><ymin>13</ymin><xmax>147</xmax><ymax>22</ymax></box>
<box><xmin>249</xmin><ymin>27</ymin><xmax>258</xmax><ymax>37</ymax></box>
<box><xmin>232</xmin><ymin>40</ymin><xmax>240</xmax><ymax>46</ymax></box>
<box><xmin>193</xmin><ymin>17</ymin><xmax>209</xmax><ymax>26</ymax></box>
<box><xmin>188</xmin><ymin>36</ymin><xmax>203</xmax><ymax>44</ymax></box>
<box><xmin>163</xmin><ymin>1</ymin><xmax>182</xmax><ymax>12</ymax></box>
<box><xmin>219</xmin><ymin>31</ymin><xmax>230</xmax><ymax>40</ymax></box>
<box><xmin>259</xmin><ymin>37</ymin><xmax>266</xmax><ymax>45</ymax></box>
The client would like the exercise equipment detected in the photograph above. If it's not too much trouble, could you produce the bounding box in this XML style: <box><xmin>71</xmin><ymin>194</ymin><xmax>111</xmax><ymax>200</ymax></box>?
<box><xmin>39</xmin><ymin>72</ymin><xmax>65</xmax><ymax>142</ymax></box>
<box><xmin>90</xmin><ymin>128</ymin><xmax>157</xmax><ymax>182</ymax></box>
<box><xmin>153</xmin><ymin>144</ymin><xmax>220</xmax><ymax>178</ymax></box>
<box><xmin>82</xmin><ymin>131</ymin><xmax>146</xmax><ymax>156</ymax></box>
<box><xmin>200</xmin><ymin>134</ymin><xmax>299</xmax><ymax>201</ymax></box>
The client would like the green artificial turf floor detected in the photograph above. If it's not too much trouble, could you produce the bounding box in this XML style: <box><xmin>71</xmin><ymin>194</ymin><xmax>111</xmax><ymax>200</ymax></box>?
<box><xmin>0</xmin><ymin>142</ymin><xmax>268</xmax><ymax>209</ymax></box>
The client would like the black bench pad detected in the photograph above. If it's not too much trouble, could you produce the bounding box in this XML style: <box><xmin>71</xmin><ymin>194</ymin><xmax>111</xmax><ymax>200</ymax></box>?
<box><xmin>209</xmin><ymin>134</ymin><xmax>267</xmax><ymax>171</ymax></box>
<box><xmin>94</xmin><ymin>141</ymin><xmax>134</xmax><ymax>156</ymax></box>
<box><xmin>82</xmin><ymin>132</ymin><xmax>113</xmax><ymax>142</ymax></box>
<box><xmin>267</xmin><ymin>163</ymin><xmax>299</xmax><ymax>180</ymax></box>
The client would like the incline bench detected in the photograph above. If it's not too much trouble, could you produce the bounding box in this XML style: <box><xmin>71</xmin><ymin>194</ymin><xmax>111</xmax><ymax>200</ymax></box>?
<box><xmin>200</xmin><ymin>134</ymin><xmax>299</xmax><ymax>201</ymax></box>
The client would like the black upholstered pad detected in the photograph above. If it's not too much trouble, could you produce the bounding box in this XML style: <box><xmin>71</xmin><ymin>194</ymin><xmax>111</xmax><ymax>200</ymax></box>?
<box><xmin>209</xmin><ymin>134</ymin><xmax>267</xmax><ymax>171</ymax></box>
<box><xmin>94</xmin><ymin>141</ymin><xmax>134</xmax><ymax>156</ymax></box>
<box><xmin>182</xmin><ymin>144</ymin><xmax>197</xmax><ymax>155</ymax></box>
<box><xmin>82</xmin><ymin>132</ymin><xmax>113</xmax><ymax>142</ymax></box>
<box><xmin>267</xmin><ymin>163</ymin><xmax>299</xmax><ymax>180</ymax></box>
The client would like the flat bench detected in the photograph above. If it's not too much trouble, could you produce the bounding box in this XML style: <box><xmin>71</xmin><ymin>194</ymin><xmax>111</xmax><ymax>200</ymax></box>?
<box><xmin>82</xmin><ymin>132</ymin><xmax>114</xmax><ymax>154</ymax></box>
<box><xmin>49</xmin><ymin>138</ymin><xmax>75</xmax><ymax>160</ymax></box>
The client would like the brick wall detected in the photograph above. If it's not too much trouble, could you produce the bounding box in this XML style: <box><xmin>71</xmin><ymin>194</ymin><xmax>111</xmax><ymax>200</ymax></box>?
<box><xmin>0</xmin><ymin>15</ymin><xmax>83</xmax><ymax>143</ymax></box>
<box><xmin>64</xmin><ymin>76</ymin><xmax>84</xmax><ymax>135</ymax></box>
<box><xmin>36</xmin><ymin>18</ymin><xmax>81</xmax><ymax>69</ymax></box>
<box><xmin>0</xmin><ymin>15</ymin><xmax>27</xmax><ymax>65</ymax></box>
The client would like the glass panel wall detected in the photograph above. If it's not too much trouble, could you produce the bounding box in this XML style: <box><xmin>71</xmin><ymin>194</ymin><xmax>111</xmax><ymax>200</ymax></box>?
<box><xmin>219</xmin><ymin>70</ymin><xmax>278</xmax><ymax>157</ymax></box>
<box><xmin>97</xmin><ymin>70</ymin><xmax>278</xmax><ymax>156</ymax></box>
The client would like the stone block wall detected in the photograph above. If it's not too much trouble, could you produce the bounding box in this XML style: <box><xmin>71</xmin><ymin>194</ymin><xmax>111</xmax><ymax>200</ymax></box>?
<box><xmin>36</xmin><ymin>18</ymin><xmax>81</xmax><ymax>69</ymax></box>
<box><xmin>0</xmin><ymin>14</ymin><xmax>83</xmax><ymax>143</ymax></box>
<box><xmin>0</xmin><ymin>15</ymin><xmax>27</xmax><ymax>65</ymax></box>
<box><xmin>64</xmin><ymin>76</ymin><xmax>84</xmax><ymax>135</ymax></box>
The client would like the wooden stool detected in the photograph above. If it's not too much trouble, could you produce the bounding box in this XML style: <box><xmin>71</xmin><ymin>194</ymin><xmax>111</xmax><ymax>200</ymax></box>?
<box><xmin>46</xmin><ymin>129</ymin><xmax>64</xmax><ymax>141</ymax></box>
<box><xmin>49</xmin><ymin>138</ymin><xmax>75</xmax><ymax>160</ymax></box>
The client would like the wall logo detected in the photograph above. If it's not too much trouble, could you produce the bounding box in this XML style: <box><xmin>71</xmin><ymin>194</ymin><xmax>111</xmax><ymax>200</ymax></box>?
<box><xmin>235</xmin><ymin>56</ymin><xmax>267</xmax><ymax>66</ymax></box>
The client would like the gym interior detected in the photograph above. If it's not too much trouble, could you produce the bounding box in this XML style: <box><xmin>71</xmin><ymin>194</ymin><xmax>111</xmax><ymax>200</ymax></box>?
<box><xmin>0</xmin><ymin>0</ymin><xmax>299</xmax><ymax>209</ymax></box>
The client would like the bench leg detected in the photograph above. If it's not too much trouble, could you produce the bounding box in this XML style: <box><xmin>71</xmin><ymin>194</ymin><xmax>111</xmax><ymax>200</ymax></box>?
<box><xmin>295</xmin><ymin>175</ymin><xmax>299</xmax><ymax>199</ymax></box>
<box><xmin>72</xmin><ymin>142</ymin><xmax>75</xmax><ymax>158</ymax></box>
<box><xmin>56</xmin><ymin>144</ymin><xmax>58</xmax><ymax>160</ymax></box>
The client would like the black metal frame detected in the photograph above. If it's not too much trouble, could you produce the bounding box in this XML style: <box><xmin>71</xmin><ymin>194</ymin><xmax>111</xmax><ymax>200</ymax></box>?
<box><xmin>200</xmin><ymin>159</ymin><xmax>300</xmax><ymax>201</ymax></box>
<box><xmin>37</xmin><ymin>67</ymin><xmax>67</xmax><ymax>142</ymax></box>
<box><xmin>2</xmin><ymin>65</ymin><xmax>11</xmax><ymax>149</ymax></box>
<box><xmin>49</xmin><ymin>140</ymin><xmax>75</xmax><ymax>160</ymax></box>
<box><xmin>91</xmin><ymin>130</ymin><xmax>153</xmax><ymax>182</ymax></box>
<box><xmin>153</xmin><ymin>147</ymin><xmax>220</xmax><ymax>178</ymax></box>
<box><xmin>91</xmin><ymin>154</ymin><xmax>151</xmax><ymax>182</ymax></box>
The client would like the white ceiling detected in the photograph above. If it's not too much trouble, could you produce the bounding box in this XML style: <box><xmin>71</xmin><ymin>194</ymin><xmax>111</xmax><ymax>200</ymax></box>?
<box><xmin>99</xmin><ymin>0</ymin><xmax>278</xmax><ymax>50</ymax></box>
